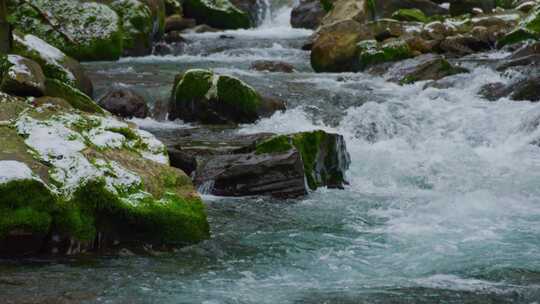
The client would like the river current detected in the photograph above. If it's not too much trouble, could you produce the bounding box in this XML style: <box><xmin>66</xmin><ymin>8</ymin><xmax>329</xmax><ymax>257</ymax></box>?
<box><xmin>2</xmin><ymin>5</ymin><xmax>540</xmax><ymax>304</ymax></box>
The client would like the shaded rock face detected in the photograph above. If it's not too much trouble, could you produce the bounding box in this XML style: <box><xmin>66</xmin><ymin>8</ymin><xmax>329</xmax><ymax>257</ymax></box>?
<box><xmin>250</xmin><ymin>60</ymin><xmax>296</xmax><ymax>73</ymax></box>
<box><xmin>98</xmin><ymin>88</ymin><xmax>150</xmax><ymax>118</ymax></box>
<box><xmin>230</xmin><ymin>0</ymin><xmax>262</xmax><ymax>26</ymax></box>
<box><xmin>182</xmin><ymin>0</ymin><xmax>252</xmax><ymax>29</ymax></box>
<box><xmin>479</xmin><ymin>77</ymin><xmax>540</xmax><ymax>102</ymax></box>
<box><xmin>291</xmin><ymin>0</ymin><xmax>326</xmax><ymax>30</ymax></box>
<box><xmin>165</xmin><ymin>14</ymin><xmax>197</xmax><ymax>32</ymax></box>
<box><xmin>195</xmin><ymin>149</ymin><xmax>308</xmax><ymax>198</ymax></box>
<box><xmin>0</xmin><ymin>55</ymin><xmax>45</xmax><ymax>97</ymax></box>
<box><xmin>167</xmin><ymin>130</ymin><xmax>351</xmax><ymax>198</ymax></box>
<box><xmin>0</xmin><ymin>93</ymin><xmax>209</xmax><ymax>257</ymax></box>
<box><xmin>497</xmin><ymin>41</ymin><xmax>540</xmax><ymax>71</ymax></box>
<box><xmin>169</xmin><ymin>69</ymin><xmax>285</xmax><ymax>124</ymax></box>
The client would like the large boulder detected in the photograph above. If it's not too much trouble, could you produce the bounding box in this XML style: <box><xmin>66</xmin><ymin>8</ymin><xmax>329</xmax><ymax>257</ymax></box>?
<box><xmin>182</xmin><ymin>0</ymin><xmax>252</xmax><ymax>29</ymax></box>
<box><xmin>169</xmin><ymin>69</ymin><xmax>285</xmax><ymax>124</ymax></box>
<box><xmin>98</xmin><ymin>88</ymin><xmax>150</xmax><ymax>118</ymax></box>
<box><xmin>291</xmin><ymin>0</ymin><xmax>327</xmax><ymax>29</ymax></box>
<box><xmin>311</xmin><ymin>20</ymin><xmax>364</xmax><ymax>72</ymax></box>
<box><xmin>0</xmin><ymin>54</ymin><xmax>46</xmax><ymax>97</ymax></box>
<box><xmin>311</xmin><ymin>19</ymin><xmax>412</xmax><ymax>72</ymax></box>
<box><xmin>0</xmin><ymin>93</ymin><xmax>209</xmax><ymax>257</ymax></box>
<box><xmin>167</xmin><ymin>130</ymin><xmax>351</xmax><ymax>198</ymax></box>
<box><xmin>13</xmin><ymin>33</ymin><xmax>93</xmax><ymax>97</ymax></box>
<box><xmin>8</xmin><ymin>0</ymin><xmax>123</xmax><ymax>61</ymax></box>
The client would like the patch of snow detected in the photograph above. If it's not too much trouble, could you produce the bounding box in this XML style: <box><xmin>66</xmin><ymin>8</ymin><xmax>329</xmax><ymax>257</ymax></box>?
<box><xmin>15</xmin><ymin>34</ymin><xmax>76</xmax><ymax>81</ymax></box>
<box><xmin>0</xmin><ymin>160</ymin><xmax>42</xmax><ymax>184</ymax></box>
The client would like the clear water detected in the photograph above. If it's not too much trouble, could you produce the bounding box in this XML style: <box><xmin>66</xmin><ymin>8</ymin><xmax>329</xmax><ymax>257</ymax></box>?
<box><xmin>3</xmin><ymin>5</ymin><xmax>540</xmax><ymax>304</ymax></box>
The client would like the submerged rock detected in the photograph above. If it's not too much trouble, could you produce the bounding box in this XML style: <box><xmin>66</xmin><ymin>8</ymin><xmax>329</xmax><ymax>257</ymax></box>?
<box><xmin>98</xmin><ymin>88</ymin><xmax>150</xmax><ymax>118</ymax></box>
<box><xmin>182</xmin><ymin>0</ymin><xmax>252</xmax><ymax>29</ymax></box>
<box><xmin>0</xmin><ymin>93</ymin><xmax>209</xmax><ymax>257</ymax></box>
<box><xmin>8</xmin><ymin>0</ymin><xmax>124</xmax><ymax>61</ymax></box>
<box><xmin>250</xmin><ymin>60</ymin><xmax>296</xmax><ymax>73</ymax></box>
<box><xmin>168</xmin><ymin>130</ymin><xmax>351</xmax><ymax>198</ymax></box>
<box><xmin>479</xmin><ymin>77</ymin><xmax>540</xmax><ymax>102</ymax></box>
<box><xmin>384</xmin><ymin>54</ymin><xmax>469</xmax><ymax>84</ymax></box>
<box><xmin>168</xmin><ymin>69</ymin><xmax>285</xmax><ymax>124</ymax></box>
<box><xmin>0</xmin><ymin>54</ymin><xmax>45</xmax><ymax>97</ymax></box>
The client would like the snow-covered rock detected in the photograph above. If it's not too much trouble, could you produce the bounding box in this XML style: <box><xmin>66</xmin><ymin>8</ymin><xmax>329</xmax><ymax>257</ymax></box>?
<box><xmin>0</xmin><ymin>93</ymin><xmax>209</xmax><ymax>256</ymax></box>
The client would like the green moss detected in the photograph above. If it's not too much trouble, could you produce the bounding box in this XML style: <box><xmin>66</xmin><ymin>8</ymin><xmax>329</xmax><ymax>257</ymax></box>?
<box><xmin>44</xmin><ymin>78</ymin><xmax>104</xmax><ymax>114</ymax></box>
<box><xmin>357</xmin><ymin>39</ymin><xmax>413</xmax><ymax>70</ymax></box>
<box><xmin>320</xmin><ymin>0</ymin><xmax>334</xmax><ymax>12</ymax></box>
<box><xmin>175</xmin><ymin>69</ymin><xmax>214</xmax><ymax>101</ymax></box>
<box><xmin>108</xmin><ymin>127</ymin><xmax>140</xmax><ymax>141</ymax></box>
<box><xmin>292</xmin><ymin>131</ymin><xmax>327</xmax><ymax>190</ymax></box>
<box><xmin>366</xmin><ymin>0</ymin><xmax>376</xmax><ymax>20</ymax></box>
<box><xmin>8</xmin><ymin>0</ymin><xmax>124</xmax><ymax>61</ymax></box>
<box><xmin>391</xmin><ymin>9</ymin><xmax>428</xmax><ymax>23</ymax></box>
<box><xmin>497</xmin><ymin>6</ymin><xmax>540</xmax><ymax>47</ymax></box>
<box><xmin>0</xmin><ymin>179</ymin><xmax>55</xmax><ymax>238</ymax></box>
<box><xmin>109</xmin><ymin>0</ymin><xmax>153</xmax><ymax>53</ymax></box>
<box><xmin>216</xmin><ymin>75</ymin><xmax>261</xmax><ymax>117</ymax></box>
<box><xmin>255</xmin><ymin>135</ymin><xmax>294</xmax><ymax>154</ymax></box>
<box><xmin>62</xmin><ymin>179</ymin><xmax>209</xmax><ymax>245</ymax></box>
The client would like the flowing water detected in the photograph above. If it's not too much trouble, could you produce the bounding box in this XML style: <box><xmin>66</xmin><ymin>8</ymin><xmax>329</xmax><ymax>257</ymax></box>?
<box><xmin>3</xmin><ymin>4</ymin><xmax>540</xmax><ymax>304</ymax></box>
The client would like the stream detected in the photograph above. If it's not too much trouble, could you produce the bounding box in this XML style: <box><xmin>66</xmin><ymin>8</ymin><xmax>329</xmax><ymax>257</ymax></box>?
<box><xmin>2</xmin><ymin>4</ymin><xmax>540</xmax><ymax>304</ymax></box>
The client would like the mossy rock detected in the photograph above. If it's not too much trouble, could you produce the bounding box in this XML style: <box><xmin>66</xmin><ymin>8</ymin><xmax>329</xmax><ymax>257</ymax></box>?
<box><xmin>0</xmin><ymin>55</ymin><xmax>46</xmax><ymax>97</ymax></box>
<box><xmin>12</xmin><ymin>32</ymin><xmax>94</xmax><ymax>96</ymax></box>
<box><xmin>498</xmin><ymin>5</ymin><xmax>540</xmax><ymax>47</ymax></box>
<box><xmin>109</xmin><ymin>0</ymin><xmax>155</xmax><ymax>57</ymax></box>
<box><xmin>44</xmin><ymin>78</ymin><xmax>104</xmax><ymax>114</ymax></box>
<box><xmin>0</xmin><ymin>94</ymin><xmax>209</xmax><ymax>256</ymax></box>
<box><xmin>394</xmin><ymin>54</ymin><xmax>470</xmax><ymax>85</ymax></box>
<box><xmin>8</xmin><ymin>0</ymin><xmax>124</xmax><ymax>61</ymax></box>
<box><xmin>357</xmin><ymin>39</ymin><xmax>414</xmax><ymax>70</ymax></box>
<box><xmin>170</xmin><ymin>69</ymin><xmax>267</xmax><ymax>124</ymax></box>
<box><xmin>182</xmin><ymin>0</ymin><xmax>251</xmax><ymax>29</ymax></box>
<box><xmin>391</xmin><ymin>8</ymin><xmax>428</xmax><ymax>23</ymax></box>
<box><xmin>255</xmin><ymin>130</ymin><xmax>350</xmax><ymax>190</ymax></box>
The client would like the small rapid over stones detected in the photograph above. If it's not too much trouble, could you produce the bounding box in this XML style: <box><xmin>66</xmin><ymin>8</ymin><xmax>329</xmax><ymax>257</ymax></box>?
<box><xmin>3</xmin><ymin>1</ymin><xmax>540</xmax><ymax>303</ymax></box>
